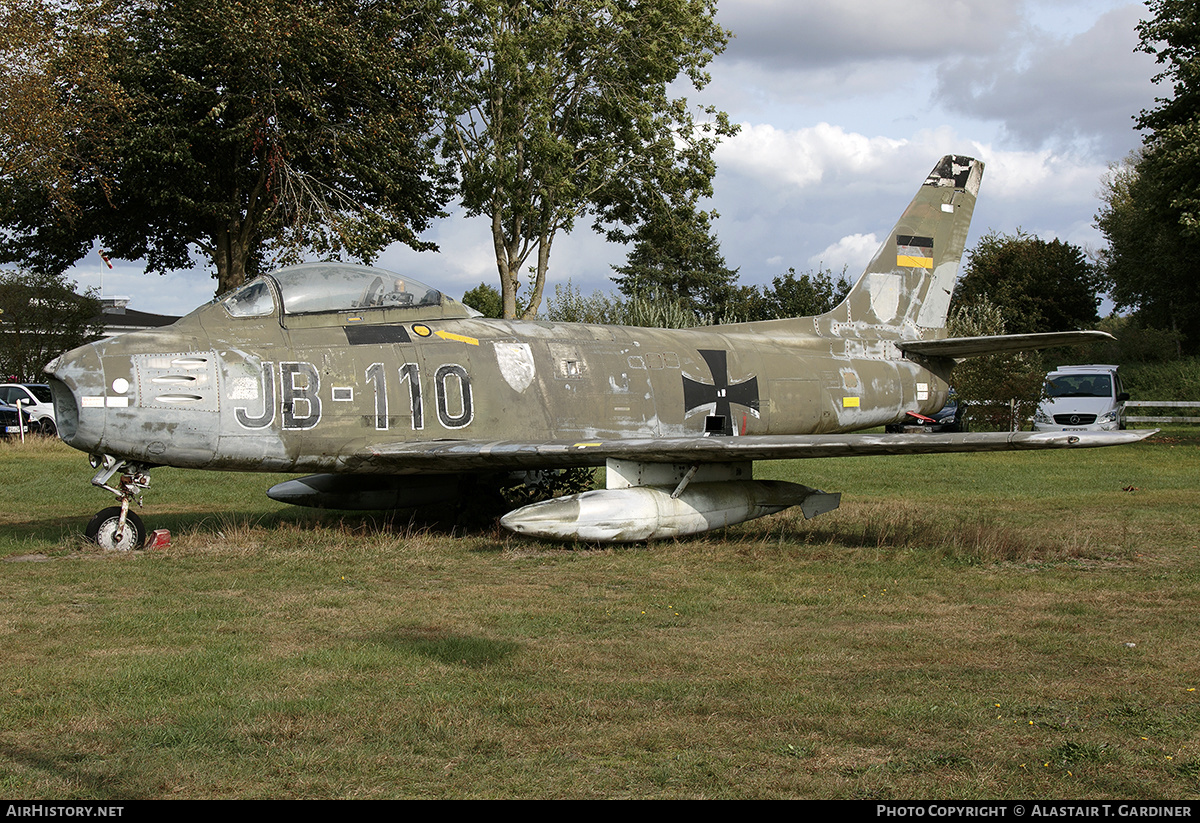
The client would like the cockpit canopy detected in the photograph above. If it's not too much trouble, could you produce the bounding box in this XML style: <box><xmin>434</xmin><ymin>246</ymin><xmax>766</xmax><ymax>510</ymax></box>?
<box><xmin>220</xmin><ymin>263</ymin><xmax>470</xmax><ymax>319</ymax></box>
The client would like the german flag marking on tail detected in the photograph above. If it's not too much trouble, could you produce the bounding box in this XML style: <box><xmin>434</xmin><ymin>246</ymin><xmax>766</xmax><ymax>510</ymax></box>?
<box><xmin>896</xmin><ymin>235</ymin><xmax>934</xmax><ymax>269</ymax></box>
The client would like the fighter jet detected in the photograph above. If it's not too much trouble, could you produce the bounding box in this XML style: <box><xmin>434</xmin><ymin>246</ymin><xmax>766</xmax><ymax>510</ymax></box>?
<box><xmin>45</xmin><ymin>156</ymin><xmax>1151</xmax><ymax>548</ymax></box>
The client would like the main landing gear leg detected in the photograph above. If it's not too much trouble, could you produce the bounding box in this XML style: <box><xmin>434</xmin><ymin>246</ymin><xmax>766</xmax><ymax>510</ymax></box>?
<box><xmin>85</xmin><ymin>456</ymin><xmax>151</xmax><ymax>551</ymax></box>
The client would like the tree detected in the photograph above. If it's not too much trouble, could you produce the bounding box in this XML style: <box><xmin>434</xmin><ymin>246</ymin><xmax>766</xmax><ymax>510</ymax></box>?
<box><xmin>0</xmin><ymin>0</ymin><xmax>128</xmax><ymax>230</ymax></box>
<box><xmin>1135</xmin><ymin>0</ymin><xmax>1200</xmax><ymax>233</ymax></box>
<box><xmin>545</xmin><ymin>279</ymin><xmax>703</xmax><ymax>327</ymax></box>
<box><xmin>1068</xmin><ymin>311</ymin><xmax>1184</xmax><ymax>365</ymax></box>
<box><xmin>1</xmin><ymin>0</ymin><xmax>452</xmax><ymax>295</ymax></box>
<box><xmin>461</xmin><ymin>282</ymin><xmax>504</xmax><ymax>318</ymax></box>
<box><xmin>759</xmin><ymin>267</ymin><xmax>851</xmax><ymax>320</ymax></box>
<box><xmin>611</xmin><ymin>204</ymin><xmax>738</xmax><ymax>320</ymax></box>
<box><xmin>950</xmin><ymin>230</ymin><xmax>1100</xmax><ymax>335</ymax></box>
<box><xmin>714</xmin><ymin>267</ymin><xmax>852</xmax><ymax>322</ymax></box>
<box><xmin>1093</xmin><ymin>0</ymin><xmax>1200</xmax><ymax>354</ymax></box>
<box><xmin>441</xmin><ymin>0</ymin><xmax>736</xmax><ymax>319</ymax></box>
<box><xmin>0</xmin><ymin>269</ymin><xmax>101</xmax><ymax>382</ymax></box>
<box><xmin>1096</xmin><ymin>153</ymin><xmax>1196</xmax><ymax>354</ymax></box>
<box><xmin>947</xmin><ymin>298</ymin><xmax>1045</xmax><ymax>432</ymax></box>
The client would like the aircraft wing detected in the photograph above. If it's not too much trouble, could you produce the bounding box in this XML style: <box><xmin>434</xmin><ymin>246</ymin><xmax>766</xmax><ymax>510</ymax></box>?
<box><xmin>346</xmin><ymin>429</ymin><xmax>1156</xmax><ymax>473</ymax></box>
<box><xmin>898</xmin><ymin>331</ymin><xmax>1114</xmax><ymax>359</ymax></box>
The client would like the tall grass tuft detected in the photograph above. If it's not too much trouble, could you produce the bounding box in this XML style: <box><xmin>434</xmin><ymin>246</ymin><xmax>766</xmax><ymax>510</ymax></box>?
<box><xmin>736</xmin><ymin>500</ymin><xmax>1106</xmax><ymax>564</ymax></box>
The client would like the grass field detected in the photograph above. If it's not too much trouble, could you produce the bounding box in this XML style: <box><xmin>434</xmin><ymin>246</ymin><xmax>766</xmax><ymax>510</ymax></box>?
<box><xmin>1</xmin><ymin>430</ymin><xmax>1197</xmax><ymax>799</ymax></box>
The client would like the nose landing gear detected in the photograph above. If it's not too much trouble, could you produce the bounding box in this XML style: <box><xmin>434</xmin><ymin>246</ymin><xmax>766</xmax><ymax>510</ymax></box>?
<box><xmin>86</xmin><ymin>456</ymin><xmax>152</xmax><ymax>551</ymax></box>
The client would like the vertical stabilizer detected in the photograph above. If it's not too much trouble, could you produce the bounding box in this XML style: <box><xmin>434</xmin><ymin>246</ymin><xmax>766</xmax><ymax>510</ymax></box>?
<box><xmin>818</xmin><ymin>155</ymin><xmax>983</xmax><ymax>341</ymax></box>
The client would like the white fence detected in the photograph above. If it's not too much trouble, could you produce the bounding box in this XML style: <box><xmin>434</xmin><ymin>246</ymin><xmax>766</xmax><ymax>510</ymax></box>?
<box><xmin>1125</xmin><ymin>400</ymin><xmax>1200</xmax><ymax>425</ymax></box>
<box><xmin>965</xmin><ymin>399</ymin><xmax>1200</xmax><ymax>429</ymax></box>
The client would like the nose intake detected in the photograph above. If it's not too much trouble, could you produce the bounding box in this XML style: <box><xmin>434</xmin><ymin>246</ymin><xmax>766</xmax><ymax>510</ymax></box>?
<box><xmin>44</xmin><ymin>342</ymin><xmax>104</xmax><ymax>451</ymax></box>
<box><xmin>46</xmin><ymin>376</ymin><xmax>79</xmax><ymax>441</ymax></box>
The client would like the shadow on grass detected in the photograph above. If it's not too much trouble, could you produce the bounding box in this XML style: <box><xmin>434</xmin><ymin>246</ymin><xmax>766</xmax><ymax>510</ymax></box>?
<box><xmin>159</xmin><ymin>502</ymin><xmax>518</xmax><ymax>540</ymax></box>
<box><xmin>1</xmin><ymin>509</ymin><xmax>311</xmax><ymax>551</ymax></box>
<box><xmin>3</xmin><ymin>505</ymin><xmax>511</xmax><ymax>552</ymax></box>
<box><xmin>5</xmin><ymin>489</ymin><xmax>1091</xmax><ymax>567</ymax></box>
<box><xmin>370</xmin><ymin>625</ymin><xmax>520</xmax><ymax>668</ymax></box>
<box><xmin>0</xmin><ymin>742</ymin><xmax>161</xmax><ymax>800</ymax></box>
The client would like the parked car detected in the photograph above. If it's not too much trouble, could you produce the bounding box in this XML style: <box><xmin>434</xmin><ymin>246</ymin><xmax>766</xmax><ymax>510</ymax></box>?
<box><xmin>0</xmin><ymin>384</ymin><xmax>56</xmax><ymax>435</ymax></box>
<box><xmin>1033</xmin><ymin>365</ymin><xmax>1127</xmax><ymax>432</ymax></box>
<box><xmin>885</xmin><ymin>392</ymin><xmax>966</xmax><ymax>433</ymax></box>
<box><xmin>0</xmin><ymin>401</ymin><xmax>31</xmax><ymax>438</ymax></box>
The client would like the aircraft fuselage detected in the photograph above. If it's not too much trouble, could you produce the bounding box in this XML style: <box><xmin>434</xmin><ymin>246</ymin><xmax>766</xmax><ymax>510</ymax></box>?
<box><xmin>49</xmin><ymin>303</ymin><xmax>949</xmax><ymax>475</ymax></box>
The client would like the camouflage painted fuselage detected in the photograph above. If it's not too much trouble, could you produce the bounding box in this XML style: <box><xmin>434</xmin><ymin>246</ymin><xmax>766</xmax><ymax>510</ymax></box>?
<box><xmin>49</xmin><ymin>157</ymin><xmax>981</xmax><ymax>476</ymax></box>
<box><xmin>48</xmin><ymin>302</ymin><xmax>952</xmax><ymax>474</ymax></box>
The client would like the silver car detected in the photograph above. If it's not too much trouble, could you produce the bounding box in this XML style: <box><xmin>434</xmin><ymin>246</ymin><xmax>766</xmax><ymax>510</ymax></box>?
<box><xmin>1033</xmin><ymin>365</ymin><xmax>1128</xmax><ymax>432</ymax></box>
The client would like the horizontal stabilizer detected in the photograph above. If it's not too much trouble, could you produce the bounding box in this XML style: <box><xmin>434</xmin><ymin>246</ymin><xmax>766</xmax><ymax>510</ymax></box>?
<box><xmin>897</xmin><ymin>330</ymin><xmax>1114</xmax><ymax>359</ymax></box>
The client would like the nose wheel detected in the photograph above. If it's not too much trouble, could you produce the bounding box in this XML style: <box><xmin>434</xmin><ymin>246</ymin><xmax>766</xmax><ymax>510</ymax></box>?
<box><xmin>85</xmin><ymin>507</ymin><xmax>146</xmax><ymax>551</ymax></box>
<box><xmin>86</xmin><ymin>456</ymin><xmax>152</xmax><ymax>550</ymax></box>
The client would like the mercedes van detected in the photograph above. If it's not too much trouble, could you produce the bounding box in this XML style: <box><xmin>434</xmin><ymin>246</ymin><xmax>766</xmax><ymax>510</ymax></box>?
<box><xmin>1033</xmin><ymin>365</ymin><xmax>1128</xmax><ymax>432</ymax></box>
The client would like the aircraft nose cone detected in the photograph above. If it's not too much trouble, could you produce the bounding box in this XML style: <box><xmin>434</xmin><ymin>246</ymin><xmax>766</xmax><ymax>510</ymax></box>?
<box><xmin>45</xmin><ymin>342</ymin><xmax>104</xmax><ymax>450</ymax></box>
<box><xmin>500</xmin><ymin>490</ymin><xmax>655</xmax><ymax>542</ymax></box>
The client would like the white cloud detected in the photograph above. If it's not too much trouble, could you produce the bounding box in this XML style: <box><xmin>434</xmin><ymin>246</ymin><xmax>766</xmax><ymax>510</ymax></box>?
<box><xmin>809</xmin><ymin>233</ymin><xmax>880</xmax><ymax>274</ymax></box>
<box><xmin>933</xmin><ymin>4</ymin><xmax>1155</xmax><ymax>158</ymax></box>
<box><xmin>377</xmin><ymin>212</ymin><xmax>497</xmax><ymax>295</ymax></box>
<box><xmin>976</xmin><ymin>149</ymin><xmax>1109</xmax><ymax>205</ymax></box>
<box><xmin>703</xmin><ymin>122</ymin><xmax>1118</xmax><ymax>291</ymax></box>
<box><xmin>716</xmin><ymin>122</ymin><xmax>909</xmax><ymax>190</ymax></box>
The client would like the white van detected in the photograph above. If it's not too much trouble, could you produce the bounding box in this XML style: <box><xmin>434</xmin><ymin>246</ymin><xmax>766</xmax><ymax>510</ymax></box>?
<box><xmin>1033</xmin><ymin>365</ymin><xmax>1128</xmax><ymax>432</ymax></box>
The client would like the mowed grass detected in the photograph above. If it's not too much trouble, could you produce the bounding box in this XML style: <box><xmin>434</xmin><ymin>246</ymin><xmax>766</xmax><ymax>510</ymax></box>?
<box><xmin>0</xmin><ymin>431</ymin><xmax>1197</xmax><ymax>799</ymax></box>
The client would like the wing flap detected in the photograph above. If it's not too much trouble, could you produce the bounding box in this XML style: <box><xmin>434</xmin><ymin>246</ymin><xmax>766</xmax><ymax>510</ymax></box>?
<box><xmin>344</xmin><ymin>430</ymin><xmax>1155</xmax><ymax>473</ymax></box>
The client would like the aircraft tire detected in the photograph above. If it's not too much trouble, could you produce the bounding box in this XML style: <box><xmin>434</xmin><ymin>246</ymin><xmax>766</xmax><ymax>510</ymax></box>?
<box><xmin>85</xmin><ymin>507</ymin><xmax>146</xmax><ymax>551</ymax></box>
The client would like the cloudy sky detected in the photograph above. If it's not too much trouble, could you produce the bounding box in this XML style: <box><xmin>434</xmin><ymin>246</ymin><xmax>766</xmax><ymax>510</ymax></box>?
<box><xmin>71</xmin><ymin>0</ymin><xmax>1162</xmax><ymax>317</ymax></box>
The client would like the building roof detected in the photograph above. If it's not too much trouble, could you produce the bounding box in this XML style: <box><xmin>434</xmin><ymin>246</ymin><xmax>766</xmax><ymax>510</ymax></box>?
<box><xmin>98</xmin><ymin>297</ymin><xmax>180</xmax><ymax>338</ymax></box>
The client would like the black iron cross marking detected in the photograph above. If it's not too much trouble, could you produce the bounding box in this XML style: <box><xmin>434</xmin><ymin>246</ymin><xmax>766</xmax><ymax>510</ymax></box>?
<box><xmin>682</xmin><ymin>349</ymin><xmax>760</xmax><ymax>435</ymax></box>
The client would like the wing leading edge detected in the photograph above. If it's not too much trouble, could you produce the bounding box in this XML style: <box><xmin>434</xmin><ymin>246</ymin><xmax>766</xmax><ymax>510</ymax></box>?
<box><xmin>347</xmin><ymin>429</ymin><xmax>1156</xmax><ymax>474</ymax></box>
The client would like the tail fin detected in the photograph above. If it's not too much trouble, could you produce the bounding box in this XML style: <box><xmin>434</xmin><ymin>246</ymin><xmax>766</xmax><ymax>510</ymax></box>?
<box><xmin>818</xmin><ymin>155</ymin><xmax>983</xmax><ymax>340</ymax></box>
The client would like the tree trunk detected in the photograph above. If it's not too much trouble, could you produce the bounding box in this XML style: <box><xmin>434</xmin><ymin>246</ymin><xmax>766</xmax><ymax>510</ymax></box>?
<box><xmin>492</xmin><ymin>209</ymin><xmax>519</xmax><ymax>319</ymax></box>
<box><xmin>521</xmin><ymin>230</ymin><xmax>550</xmax><ymax>320</ymax></box>
<box><xmin>212</xmin><ymin>172</ymin><xmax>267</xmax><ymax>297</ymax></box>
<box><xmin>212</xmin><ymin>225</ymin><xmax>248</xmax><ymax>296</ymax></box>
